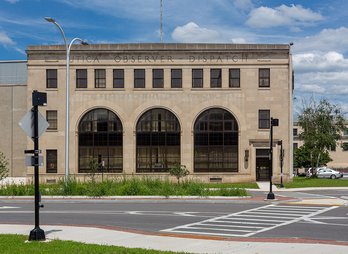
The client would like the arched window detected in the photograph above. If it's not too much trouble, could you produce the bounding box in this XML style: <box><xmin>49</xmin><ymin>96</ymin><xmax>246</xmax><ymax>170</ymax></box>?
<box><xmin>136</xmin><ymin>108</ymin><xmax>180</xmax><ymax>172</ymax></box>
<box><xmin>78</xmin><ymin>108</ymin><xmax>123</xmax><ymax>173</ymax></box>
<box><xmin>194</xmin><ymin>108</ymin><xmax>238</xmax><ymax>172</ymax></box>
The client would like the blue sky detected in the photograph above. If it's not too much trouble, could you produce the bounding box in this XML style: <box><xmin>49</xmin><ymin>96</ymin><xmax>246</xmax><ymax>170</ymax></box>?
<box><xmin>1</xmin><ymin>0</ymin><xmax>348</xmax><ymax>115</ymax></box>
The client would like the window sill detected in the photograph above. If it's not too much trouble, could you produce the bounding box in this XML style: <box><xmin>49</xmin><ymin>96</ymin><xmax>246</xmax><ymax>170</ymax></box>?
<box><xmin>258</xmin><ymin>128</ymin><xmax>270</xmax><ymax>131</ymax></box>
<box><xmin>75</xmin><ymin>88</ymin><xmax>126</xmax><ymax>91</ymax></box>
<box><xmin>46</xmin><ymin>129</ymin><xmax>58</xmax><ymax>132</ymax></box>
<box><xmin>46</xmin><ymin>88</ymin><xmax>58</xmax><ymax>91</ymax></box>
<box><xmin>191</xmin><ymin>88</ymin><xmax>241</xmax><ymax>91</ymax></box>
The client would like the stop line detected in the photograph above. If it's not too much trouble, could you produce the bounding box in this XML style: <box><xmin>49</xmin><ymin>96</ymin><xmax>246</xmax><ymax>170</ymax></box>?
<box><xmin>161</xmin><ymin>204</ymin><xmax>338</xmax><ymax>237</ymax></box>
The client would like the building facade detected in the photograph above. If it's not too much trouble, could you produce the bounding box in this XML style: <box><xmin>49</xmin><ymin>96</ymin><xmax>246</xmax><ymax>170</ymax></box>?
<box><xmin>0</xmin><ymin>61</ymin><xmax>27</xmax><ymax>178</ymax></box>
<box><xmin>293</xmin><ymin>123</ymin><xmax>348</xmax><ymax>170</ymax></box>
<box><xmin>26</xmin><ymin>43</ymin><xmax>293</xmax><ymax>183</ymax></box>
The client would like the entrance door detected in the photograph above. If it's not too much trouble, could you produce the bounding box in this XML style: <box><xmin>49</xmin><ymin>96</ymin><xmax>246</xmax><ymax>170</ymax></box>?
<box><xmin>256</xmin><ymin>158</ymin><xmax>270</xmax><ymax>181</ymax></box>
<box><xmin>256</xmin><ymin>149</ymin><xmax>270</xmax><ymax>181</ymax></box>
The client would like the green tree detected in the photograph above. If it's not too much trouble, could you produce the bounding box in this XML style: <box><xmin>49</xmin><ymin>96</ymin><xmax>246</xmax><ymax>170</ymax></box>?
<box><xmin>297</xmin><ymin>98</ymin><xmax>346</xmax><ymax>170</ymax></box>
<box><xmin>0</xmin><ymin>151</ymin><xmax>9</xmax><ymax>181</ymax></box>
<box><xmin>169</xmin><ymin>164</ymin><xmax>189</xmax><ymax>184</ymax></box>
<box><xmin>294</xmin><ymin>145</ymin><xmax>331</xmax><ymax>170</ymax></box>
<box><xmin>87</xmin><ymin>157</ymin><xmax>100</xmax><ymax>183</ymax></box>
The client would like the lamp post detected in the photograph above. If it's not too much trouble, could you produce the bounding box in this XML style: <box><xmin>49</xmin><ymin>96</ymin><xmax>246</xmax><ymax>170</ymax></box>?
<box><xmin>45</xmin><ymin>17</ymin><xmax>88</xmax><ymax>183</ymax></box>
<box><xmin>267</xmin><ymin>117</ymin><xmax>279</xmax><ymax>200</ymax></box>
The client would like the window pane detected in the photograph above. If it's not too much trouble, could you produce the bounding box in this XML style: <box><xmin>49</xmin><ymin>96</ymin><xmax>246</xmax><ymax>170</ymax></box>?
<box><xmin>136</xmin><ymin>108</ymin><xmax>181</xmax><ymax>172</ymax></box>
<box><xmin>46</xmin><ymin>69</ymin><xmax>57</xmax><ymax>88</ymax></box>
<box><xmin>134</xmin><ymin>69</ymin><xmax>145</xmax><ymax>88</ymax></box>
<box><xmin>78</xmin><ymin>109</ymin><xmax>123</xmax><ymax>173</ymax></box>
<box><xmin>259</xmin><ymin>110</ymin><xmax>270</xmax><ymax>129</ymax></box>
<box><xmin>113</xmin><ymin>69</ymin><xmax>124</xmax><ymax>88</ymax></box>
<box><xmin>194</xmin><ymin>108</ymin><xmax>238</xmax><ymax>172</ymax></box>
<box><xmin>95</xmin><ymin>69</ymin><xmax>106</xmax><ymax>88</ymax></box>
<box><xmin>171</xmin><ymin>69</ymin><xmax>182</xmax><ymax>88</ymax></box>
<box><xmin>229</xmin><ymin>69</ymin><xmax>240</xmax><ymax>88</ymax></box>
<box><xmin>153</xmin><ymin>69</ymin><xmax>164</xmax><ymax>88</ymax></box>
<box><xmin>46</xmin><ymin>150</ymin><xmax>57</xmax><ymax>173</ymax></box>
<box><xmin>46</xmin><ymin>110</ymin><xmax>57</xmax><ymax>130</ymax></box>
<box><xmin>192</xmin><ymin>69</ymin><xmax>203</xmax><ymax>88</ymax></box>
<box><xmin>210</xmin><ymin>69</ymin><xmax>221</xmax><ymax>88</ymax></box>
<box><xmin>259</xmin><ymin>68</ymin><xmax>270</xmax><ymax>87</ymax></box>
<box><xmin>76</xmin><ymin>69</ymin><xmax>87</xmax><ymax>88</ymax></box>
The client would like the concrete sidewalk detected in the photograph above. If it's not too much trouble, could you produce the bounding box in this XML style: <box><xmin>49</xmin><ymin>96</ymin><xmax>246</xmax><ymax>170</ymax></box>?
<box><xmin>1</xmin><ymin>224</ymin><xmax>348</xmax><ymax>254</ymax></box>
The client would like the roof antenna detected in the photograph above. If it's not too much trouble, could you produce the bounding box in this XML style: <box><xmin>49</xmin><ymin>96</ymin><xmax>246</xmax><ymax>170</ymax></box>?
<box><xmin>160</xmin><ymin>0</ymin><xmax>163</xmax><ymax>42</ymax></box>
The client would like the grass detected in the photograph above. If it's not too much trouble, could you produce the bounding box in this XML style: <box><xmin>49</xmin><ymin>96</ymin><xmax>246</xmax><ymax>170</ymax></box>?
<box><xmin>0</xmin><ymin>177</ymin><xmax>248</xmax><ymax>197</ymax></box>
<box><xmin>203</xmin><ymin>182</ymin><xmax>259</xmax><ymax>189</ymax></box>
<box><xmin>0</xmin><ymin>234</ymin><xmax>188</xmax><ymax>254</ymax></box>
<box><xmin>284</xmin><ymin>176</ymin><xmax>348</xmax><ymax>188</ymax></box>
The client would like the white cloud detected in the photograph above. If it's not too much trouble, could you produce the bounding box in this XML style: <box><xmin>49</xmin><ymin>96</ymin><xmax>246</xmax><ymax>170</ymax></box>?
<box><xmin>0</xmin><ymin>31</ymin><xmax>15</xmax><ymax>45</ymax></box>
<box><xmin>4</xmin><ymin>0</ymin><xmax>19</xmax><ymax>3</ymax></box>
<box><xmin>246</xmin><ymin>4</ymin><xmax>323</xmax><ymax>28</ymax></box>
<box><xmin>294</xmin><ymin>27</ymin><xmax>348</xmax><ymax>54</ymax></box>
<box><xmin>171</xmin><ymin>22</ymin><xmax>252</xmax><ymax>43</ymax></box>
<box><xmin>172</xmin><ymin>22</ymin><xmax>221</xmax><ymax>43</ymax></box>
<box><xmin>293</xmin><ymin>51</ymin><xmax>348</xmax><ymax>72</ymax></box>
<box><xmin>297</xmin><ymin>84</ymin><xmax>326</xmax><ymax>94</ymax></box>
<box><xmin>231</xmin><ymin>37</ymin><xmax>247</xmax><ymax>43</ymax></box>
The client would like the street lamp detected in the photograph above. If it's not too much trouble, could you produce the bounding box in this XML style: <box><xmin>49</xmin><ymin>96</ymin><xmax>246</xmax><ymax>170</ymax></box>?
<box><xmin>45</xmin><ymin>17</ymin><xmax>88</xmax><ymax>183</ymax></box>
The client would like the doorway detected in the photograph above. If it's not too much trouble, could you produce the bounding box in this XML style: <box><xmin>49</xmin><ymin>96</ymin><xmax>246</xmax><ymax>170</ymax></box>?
<box><xmin>256</xmin><ymin>149</ymin><xmax>270</xmax><ymax>181</ymax></box>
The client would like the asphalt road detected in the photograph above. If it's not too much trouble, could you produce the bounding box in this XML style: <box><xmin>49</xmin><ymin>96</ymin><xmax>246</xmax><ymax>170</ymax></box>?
<box><xmin>0</xmin><ymin>196</ymin><xmax>347</xmax><ymax>242</ymax></box>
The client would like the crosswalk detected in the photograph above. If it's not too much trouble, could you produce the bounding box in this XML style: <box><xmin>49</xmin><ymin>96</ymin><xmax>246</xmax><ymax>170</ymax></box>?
<box><xmin>162</xmin><ymin>204</ymin><xmax>338</xmax><ymax>237</ymax></box>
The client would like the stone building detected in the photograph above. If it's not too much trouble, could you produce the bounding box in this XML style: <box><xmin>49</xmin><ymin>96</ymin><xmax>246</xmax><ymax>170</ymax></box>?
<box><xmin>0</xmin><ymin>60</ymin><xmax>27</xmax><ymax>178</ymax></box>
<box><xmin>293</xmin><ymin>123</ymin><xmax>348</xmax><ymax>170</ymax></box>
<box><xmin>26</xmin><ymin>43</ymin><xmax>293</xmax><ymax>183</ymax></box>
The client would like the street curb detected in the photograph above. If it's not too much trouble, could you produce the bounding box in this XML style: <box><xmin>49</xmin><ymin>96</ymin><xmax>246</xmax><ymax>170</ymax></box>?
<box><xmin>0</xmin><ymin>195</ymin><xmax>252</xmax><ymax>200</ymax></box>
<box><xmin>249</xmin><ymin>187</ymin><xmax>348</xmax><ymax>192</ymax></box>
<box><xmin>1</xmin><ymin>223</ymin><xmax>348</xmax><ymax>247</ymax></box>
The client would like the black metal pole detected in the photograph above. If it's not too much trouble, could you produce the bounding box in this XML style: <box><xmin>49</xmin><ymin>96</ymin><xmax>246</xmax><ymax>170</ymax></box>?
<box><xmin>280</xmin><ymin>141</ymin><xmax>284</xmax><ymax>188</ymax></box>
<box><xmin>29</xmin><ymin>94</ymin><xmax>45</xmax><ymax>241</ymax></box>
<box><xmin>267</xmin><ymin>118</ymin><xmax>275</xmax><ymax>200</ymax></box>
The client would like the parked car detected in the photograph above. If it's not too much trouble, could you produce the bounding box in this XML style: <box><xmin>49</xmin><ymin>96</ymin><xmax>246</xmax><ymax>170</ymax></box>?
<box><xmin>316</xmin><ymin>168</ymin><xmax>343</xmax><ymax>179</ymax></box>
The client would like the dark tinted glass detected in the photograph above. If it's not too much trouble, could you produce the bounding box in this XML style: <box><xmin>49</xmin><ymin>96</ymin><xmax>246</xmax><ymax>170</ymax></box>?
<box><xmin>134</xmin><ymin>69</ymin><xmax>145</xmax><ymax>88</ymax></box>
<box><xmin>76</xmin><ymin>69</ymin><xmax>87</xmax><ymax>88</ymax></box>
<box><xmin>192</xmin><ymin>69</ymin><xmax>203</xmax><ymax>88</ymax></box>
<box><xmin>194</xmin><ymin>108</ymin><xmax>238</xmax><ymax>172</ymax></box>
<box><xmin>46</xmin><ymin>69</ymin><xmax>57</xmax><ymax>88</ymax></box>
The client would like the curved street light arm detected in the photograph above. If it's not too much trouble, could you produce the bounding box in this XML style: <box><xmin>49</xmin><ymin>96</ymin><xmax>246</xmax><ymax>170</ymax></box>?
<box><xmin>44</xmin><ymin>17</ymin><xmax>67</xmax><ymax>51</ymax></box>
<box><xmin>45</xmin><ymin>17</ymin><xmax>88</xmax><ymax>183</ymax></box>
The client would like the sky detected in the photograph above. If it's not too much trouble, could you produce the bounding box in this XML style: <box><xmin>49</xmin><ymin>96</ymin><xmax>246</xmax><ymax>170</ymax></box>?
<box><xmin>1</xmin><ymin>0</ymin><xmax>348</xmax><ymax>116</ymax></box>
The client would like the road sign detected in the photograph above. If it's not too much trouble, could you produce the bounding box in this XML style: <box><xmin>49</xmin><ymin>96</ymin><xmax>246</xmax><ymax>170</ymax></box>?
<box><xmin>19</xmin><ymin>108</ymin><xmax>49</xmax><ymax>140</ymax></box>
<box><xmin>25</xmin><ymin>155</ymin><xmax>44</xmax><ymax>167</ymax></box>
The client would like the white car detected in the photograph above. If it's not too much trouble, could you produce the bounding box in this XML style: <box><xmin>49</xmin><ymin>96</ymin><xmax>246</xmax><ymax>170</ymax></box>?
<box><xmin>317</xmin><ymin>168</ymin><xmax>343</xmax><ymax>179</ymax></box>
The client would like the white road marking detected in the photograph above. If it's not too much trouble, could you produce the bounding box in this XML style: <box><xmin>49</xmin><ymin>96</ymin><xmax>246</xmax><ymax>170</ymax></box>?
<box><xmin>0</xmin><ymin>206</ymin><xmax>20</xmax><ymax>209</ymax></box>
<box><xmin>162</xmin><ymin>204</ymin><xmax>339</xmax><ymax>237</ymax></box>
<box><xmin>0</xmin><ymin>209</ymin><xmax>225</xmax><ymax>218</ymax></box>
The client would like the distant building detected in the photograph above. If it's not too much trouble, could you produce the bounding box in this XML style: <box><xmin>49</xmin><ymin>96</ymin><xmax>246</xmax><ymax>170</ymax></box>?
<box><xmin>293</xmin><ymin>123</ymin><xmax>348</xmax><ymax>169</ymax></box>
<box><xmin>24</xmin><ymin>43</ymin><xmax>294</xmax><ymax>183</ymax></box>
<box><xmin>0</xmin><ymin>60</ymin><xmax>27</xmax><ymax>177</ymax></box>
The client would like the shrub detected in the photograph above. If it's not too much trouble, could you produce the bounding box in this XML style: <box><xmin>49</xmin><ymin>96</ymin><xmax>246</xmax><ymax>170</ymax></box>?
<box><xmin>169</xmin><ymin>164</ymin><xmax>189</xmax><ymax>183</ymax></box>
<box><xmin>0</xmin><ymin>151</ymin><xmax>9</xmax><ymax>182</ymax></box>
